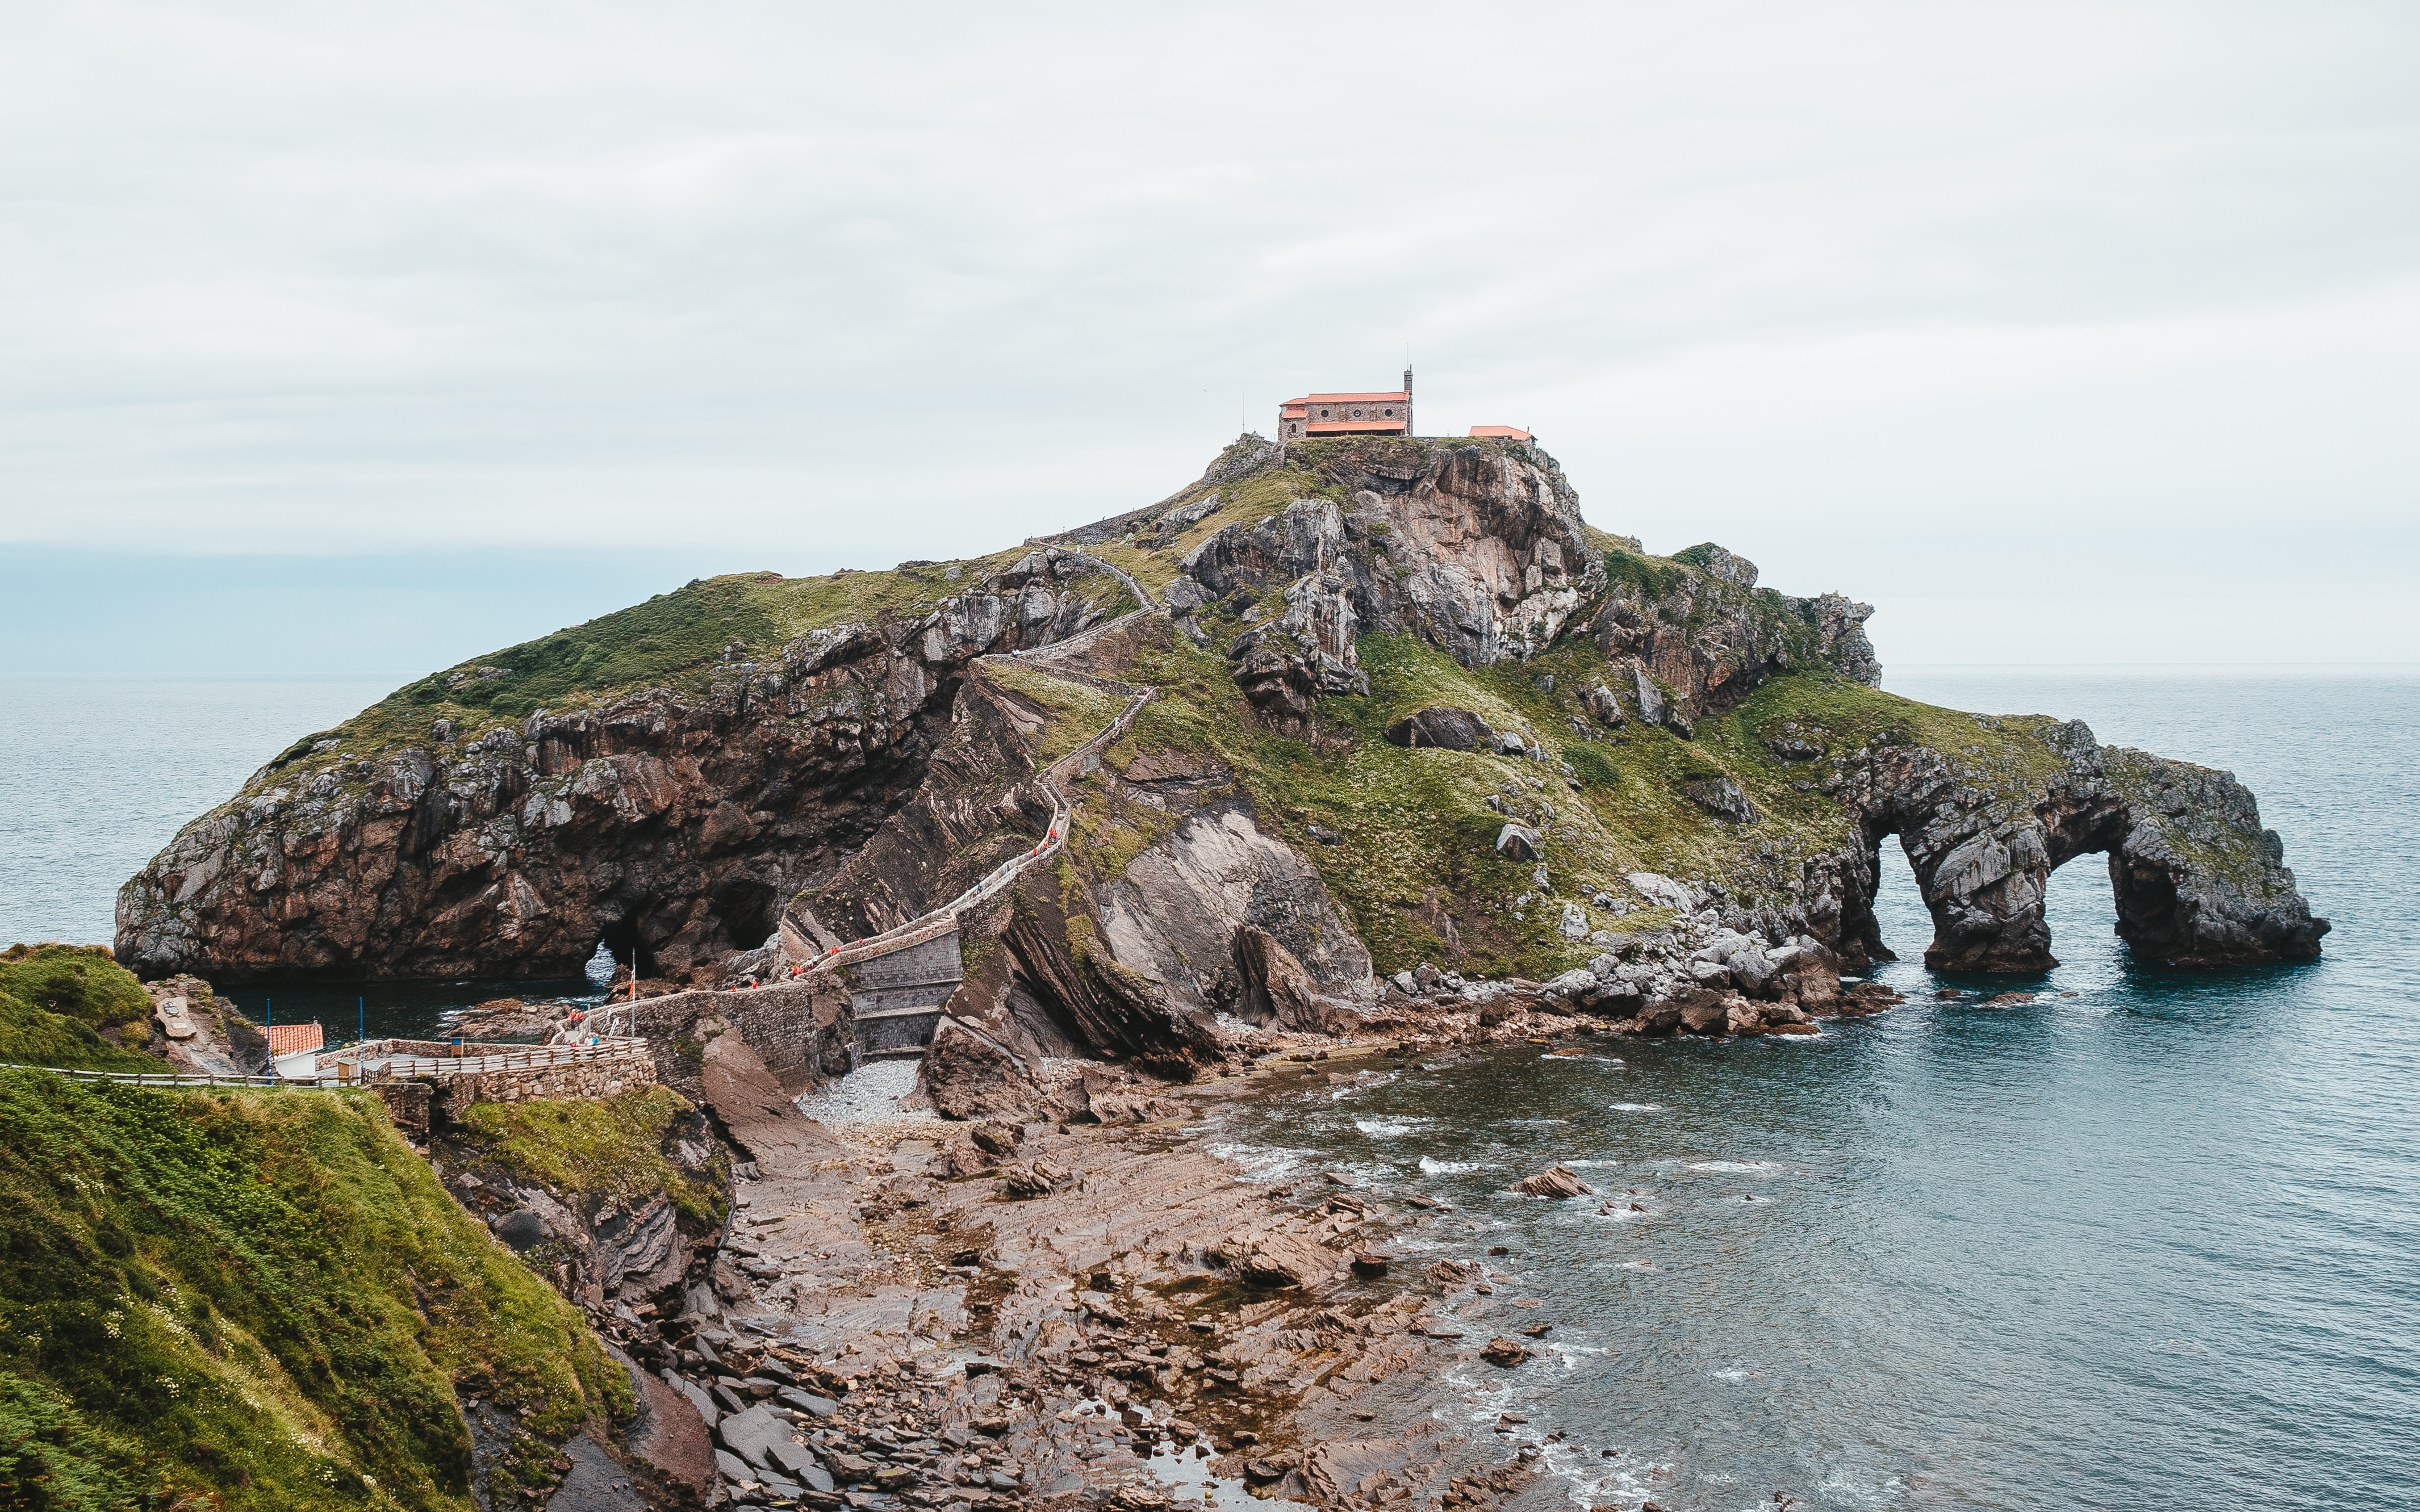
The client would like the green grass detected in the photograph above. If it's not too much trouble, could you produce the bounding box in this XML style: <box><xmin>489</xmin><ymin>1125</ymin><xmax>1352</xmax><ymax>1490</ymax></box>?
<box><xmin>1071</xmin><ymin>613</ymin><xmax>2101</xmax><ymax>980</ymax></box>
<box><xmin>451</xmin><ymin>1087</ymin><xmax>726</xmax><ymax>1225</ymax></box>
<box><xmin>0</xmin><ymin>946</ymin><xmax>164</xmax><ymax>1074</ymax></box>
<box><xmin>0</xmin><ymin>1071</ymin><xmax>628</xmax><ymax>1511</ymax></box>
<box><xmin>984</xmin><ymin>664</ymin><xmax>1130</xmax><ymax>765</ymax></box>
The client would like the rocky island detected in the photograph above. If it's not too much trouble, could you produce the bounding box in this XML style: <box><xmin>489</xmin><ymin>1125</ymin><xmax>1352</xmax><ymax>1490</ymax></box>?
<box><xmin>4</xmin><ymin>434</ymin><xmax>2328</xmax><ymax>1511</ymax></box>
<box><xmin>119</xmin><ymin>431</ymin><xmax>2324</xmax><ymax>1013</ymax></box>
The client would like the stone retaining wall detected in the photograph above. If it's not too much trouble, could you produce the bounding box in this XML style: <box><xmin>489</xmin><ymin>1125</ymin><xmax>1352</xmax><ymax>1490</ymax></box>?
<box><xmin>432</xmin><ymin>1047</ymin><xmax>657</xmax><ymax>1114</ymax></box>
<box><xmin>634</xmin><ymin>977</ymin><xmax>854</xmax><ymax>1094</ymax></box>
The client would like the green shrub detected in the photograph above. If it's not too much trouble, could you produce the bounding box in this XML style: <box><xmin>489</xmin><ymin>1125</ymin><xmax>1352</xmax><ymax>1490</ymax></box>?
<box><xmin>0</xmin><ymin>948</ymin><xmax>152</xmax><ymax>1033</ymax></box>
<box><xmin>0</xmin><ymin>948</ymin><xmax>162</xmax><ymax>1074</ymax></box>
<box><xmin>0</xmin><ymin>1071</ymin><xmax>628</xmax><ymax>1510</ymax></box>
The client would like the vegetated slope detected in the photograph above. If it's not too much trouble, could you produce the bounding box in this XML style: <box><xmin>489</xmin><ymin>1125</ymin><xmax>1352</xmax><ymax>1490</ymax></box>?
<box><xmin>0</xmin><ymin>1067</ymin><xmax>629</xmax><ymax>1511</ymax></box>
<box><xmin>119</xmin><ymin>432</ymin><xmax>2323</xmax><ymax>1011</ymax></box>
<box><xmin>0</xmin><ymin>945</ymin><xmax>161</xmax><ymax>1072</ymax></box>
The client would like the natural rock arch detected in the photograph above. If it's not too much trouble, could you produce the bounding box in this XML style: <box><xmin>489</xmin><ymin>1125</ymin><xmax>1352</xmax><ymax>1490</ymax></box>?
<box><xmin>1828</xmin><ymin>722</ymin><xmax>2327</xmax><ymax>971</ymax></box>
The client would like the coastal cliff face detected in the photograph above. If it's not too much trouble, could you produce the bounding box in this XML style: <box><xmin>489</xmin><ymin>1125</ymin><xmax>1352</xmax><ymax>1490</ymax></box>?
<box><xmin>116</xmin><ymin>553</ymin><xmax>1138</xmax><ymax>983</ymax></box>
<box><xmin>120</xmin><ymin>434</ymin><xmax>2325</xmax><ymax>1058</ymax></box>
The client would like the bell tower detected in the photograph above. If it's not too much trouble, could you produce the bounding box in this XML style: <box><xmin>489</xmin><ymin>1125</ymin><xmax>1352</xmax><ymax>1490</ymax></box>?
<box><xmin>1403</xmin><ymin>366</ymin><xmax>1414</xmax><ymax>437</ymax></box>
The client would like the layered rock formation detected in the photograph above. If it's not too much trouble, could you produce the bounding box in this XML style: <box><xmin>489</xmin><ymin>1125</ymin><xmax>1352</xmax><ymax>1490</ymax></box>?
<box><xmin>1168</xmin><ymin>439</ymin><xmax>1604</xmax><ymax>730</ymax></box>
<box><xmin>116</xmin><ymin>552</ymin><xmax>1137</xmax><ymax>984</ymax></box>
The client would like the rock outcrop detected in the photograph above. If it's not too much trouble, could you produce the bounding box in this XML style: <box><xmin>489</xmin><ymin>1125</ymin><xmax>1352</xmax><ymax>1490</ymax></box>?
<box><xmin>115</xmin><ymin>552</ymin><xmax>1132</xmax><ymax>984</ymax></box>
<box><xmin>1815</xmin><ymin>721</ymin><xmax>2327</xmax><ymax>971</ymax></box>
<box><xmin>1176</xmin><ymin>439</ymin><xmax>1603</xmax><ymax>727</ymax></box>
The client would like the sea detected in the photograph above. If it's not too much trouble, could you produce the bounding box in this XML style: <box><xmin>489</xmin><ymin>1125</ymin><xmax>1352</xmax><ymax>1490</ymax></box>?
<box><xmin>3</xmin><ymin>667</ymin><xmax>2415</xmax><ymax>1509</ymax></box>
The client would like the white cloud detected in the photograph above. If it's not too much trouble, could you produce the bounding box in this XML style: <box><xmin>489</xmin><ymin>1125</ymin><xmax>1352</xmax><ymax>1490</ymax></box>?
<box><xmin>1</xmin><ymin>1</ymin><xmax>2414</xmax><ymax>662</ymax></box>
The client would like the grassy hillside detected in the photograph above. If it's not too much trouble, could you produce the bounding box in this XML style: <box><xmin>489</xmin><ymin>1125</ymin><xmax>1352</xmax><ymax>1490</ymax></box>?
<box><xmin>0</xmin><ymin>946</ymin><xmax>164</xmax><ymax>1073</ymax></box>
<box><xmin>0</xmin><ymin>1072</ymin><xmax>628</xmax><ymax>1511</ymax></box>
<box><xmin>249</xmin><ymin>546</ymin><xmax>1078</xmax><ymax>778</ymax></box>
<box><xmin>1044</xmin><ymin>616</ymin><xmax>2071</xmax><ymax>982</ymax></box>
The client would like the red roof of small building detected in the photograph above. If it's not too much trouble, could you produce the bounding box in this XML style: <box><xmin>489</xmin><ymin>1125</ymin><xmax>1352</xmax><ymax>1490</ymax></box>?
<box><xmin>1284</xmin><ymin>392</ymin><xmax>1410</xmax><ymax>405</ymax></box>
<box><xmin>1469</xmin><ymin>425</ymin><xmax>1532</xmax><ymax>441</ymax></box>
<box><xmin>266</xmin><ymin>1022</ymin><xmax>324</xmax><ymax>1057</ymax></box>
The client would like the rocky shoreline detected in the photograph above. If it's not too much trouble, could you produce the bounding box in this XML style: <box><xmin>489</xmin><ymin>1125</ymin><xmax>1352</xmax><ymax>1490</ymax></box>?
<box><xmin>436</xmin><ymin>975</ymin><xmax>1905</xmax><ymax>1512</ymax></box>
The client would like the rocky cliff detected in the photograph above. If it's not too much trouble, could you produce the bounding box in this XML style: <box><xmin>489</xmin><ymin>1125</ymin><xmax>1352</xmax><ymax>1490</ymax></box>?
<box><xmin>120</xmin><ymin>433</ymin><xmax>2325</xmax><ymax>1070</ymax></box>
<box><xmin>116</xmin><ymin>552</ymin><xmax>1139</xmax><ymax>984</ymax></box>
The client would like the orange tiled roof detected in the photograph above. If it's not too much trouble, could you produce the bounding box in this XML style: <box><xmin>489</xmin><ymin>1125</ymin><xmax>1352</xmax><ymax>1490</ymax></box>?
<box><xmin>266</xmin><ymin>1022</ymin><xmax>324</xmax><ymax>1057</ymax></box>
<box><xmin>1284</xmin><ymin>392</ymin><xmax>1410</xmax><ymax>405</ymax></box>
<box><xmin>1469</xmin><ymin>425</ymin><xmax>1532</xmax><ymax>441</ymax></box>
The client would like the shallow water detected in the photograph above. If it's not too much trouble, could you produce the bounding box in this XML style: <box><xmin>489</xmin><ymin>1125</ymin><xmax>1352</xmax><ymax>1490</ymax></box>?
<box><xmin>1205</xmin><ymin>667</ymin><xmax>2420</xmax><ymax>1510</ymax></box>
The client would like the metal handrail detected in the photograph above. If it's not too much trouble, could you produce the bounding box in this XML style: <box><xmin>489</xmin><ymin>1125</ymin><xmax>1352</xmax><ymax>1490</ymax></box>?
<box><xmin>778</xmin><ymin>679</ymin><xmax>1151</xmax><ymax>981</ymax></box>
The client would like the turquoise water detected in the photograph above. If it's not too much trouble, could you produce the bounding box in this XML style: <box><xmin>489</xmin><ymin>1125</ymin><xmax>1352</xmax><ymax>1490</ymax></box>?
<box><xmin>5</xmin><ymin>669</ymin><xmax>2413</xmax><ymax>1506</ymax></box>
<box><xmin>1203</xmin><ymin>667</ymin><xmax>2419</xmax><ymax>1510</ymax></box>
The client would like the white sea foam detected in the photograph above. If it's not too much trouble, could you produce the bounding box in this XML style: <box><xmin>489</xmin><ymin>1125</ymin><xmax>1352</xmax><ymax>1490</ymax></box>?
<box><xmin>1617</xmin><ymin>1259</ymin><xmax>1660</xmax><ymax>1272</ymax></box>
<box><xmin>1686</xmin><ymin>1159</ymin><xmax>1780</xmax><ymax>1174</ymax></box>
<box><xmin>1420</xmin><ymin>1155</ymin><xmax>1486</xmax><ymax>1174</ymax></box>
<box><xmin>1711</xmin><ymin>1367</ymin><xmax>1750</xmax><ymax>1382</ymax></box>
<box><xmin>1203</xmin><ymin>1140</ymin><xmax>1303</xmax><ymax>1183</ymax></box>
<box><xmin>1608</xmin><ymin>1102</ymin><xmax>1663</xmax><ymax>1112</ymax></box>
<box><xmin>1354</xmin><ymin>1116</ymin><xmax>1427</xmax><ymax>1138</ymax></box>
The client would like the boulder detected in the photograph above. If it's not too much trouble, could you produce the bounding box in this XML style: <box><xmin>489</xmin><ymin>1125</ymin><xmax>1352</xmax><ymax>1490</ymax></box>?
<box><xmin>1632</xmin><ymin>667</ymin><xmax>1667</xmax><ymax>727</ymax></box>
<box><xmin>918</xmin><ymin>1018</ymin><xmax>1057</xmax><ymax>1123</ymax></box>
<box><xmin>998</xmin><ymin>1159</ymin><xmax>1071</xmax><ymax>1199</ymax></box>
<box><xmin>770</xmin><ymin>1440</ymin><xmax>832</xmax><ymax>1490</ymax></box>
<box><xmin>1495</xmin><ymin>824</ymin><xmax>1544</xmax><ymax>862</ymax></box>
<box><xmin>1422</xmin><ymin>1259</ymin><xmax>1474</xmax><ymax>1288</ymax></box>
<box><xmin>1678</xmin><ymin>992</ymin><xmax>1732</xmax><ymax>1034</ymax></box>
<box><xmin>1382</xmin><ymin>706</ymin><xmax>1491</xmax><ymax>751</ymax></box>
<box><xmin>1544</xmin><ymin>968</ymin><xmax>1597</xmax><ymax>998</ymax></box>
<box><xmin>1209</xmin><ymin>1228</ymin><xmax>1338</xmax><ymax>1288</ymax></box>
<box><xmin>716</xmin><ymin>1403</ymin><xmax>791</xmax><ymax>1472</ymax></box>
<box><xmin>1557</xmin><ymin>903</ymin><xmax>1588</xmax><ymax>939</ymax></box>
<box><xmin>1511</xmin><ymin>1165</ymin><xmax>1592</xmax><ymax>1199</ymax></box>
<box><xmin>1728</xmin><ymin>942</ymin><xmax>1779</xmax><ymax>994</ymax></box>
<box><xmin>1481</xmin><ymin>1337</ymin><xmax>1532</xmax><ymax>1367</ymax></box>
<box><xmin>1631</xmin><ymin>998</ymin><xmax>1685</xmax><ymax>1034</ymax></box>
<box><xmin>1625</xmin><ymin>872</ymin><xmax>1694</xmax><ymax>911</ymax></box>
<box><xmin>1585</xmin><ymin>684</ymin><xmax>1626</xmax><ymax>726</ymax></box>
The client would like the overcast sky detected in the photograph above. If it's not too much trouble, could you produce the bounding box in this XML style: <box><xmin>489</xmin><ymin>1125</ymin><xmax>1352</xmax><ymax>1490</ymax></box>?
<box><xmin>4</xmin><ymin>2</ymin><xmax>2415</xmax><ymax>673</ymax></box>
